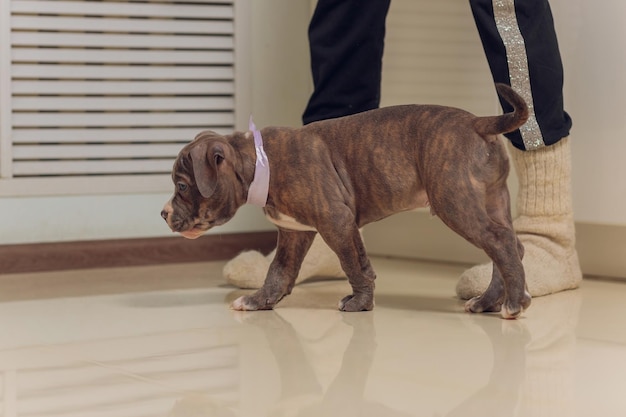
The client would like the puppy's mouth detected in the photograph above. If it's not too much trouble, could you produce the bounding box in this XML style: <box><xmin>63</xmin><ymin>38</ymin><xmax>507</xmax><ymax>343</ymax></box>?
<box><xmin>176</xmin><ymin>219</ymin><xmax>225</xmax><ymax>240</ymax></box>
<box><xmin>180</xmin><ymin>228</ymin><xmax>206</xmax><ymax>240</ymax></box>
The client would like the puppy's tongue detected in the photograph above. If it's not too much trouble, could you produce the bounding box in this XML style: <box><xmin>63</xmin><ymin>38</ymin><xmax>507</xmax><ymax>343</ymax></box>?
<box><xmin>180</xmin><ymin>230</ymin><xmax>203</xmax><ymax>240</ymax></box>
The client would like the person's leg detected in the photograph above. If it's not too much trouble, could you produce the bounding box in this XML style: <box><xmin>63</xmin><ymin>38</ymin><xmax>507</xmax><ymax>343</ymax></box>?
<box><xmin>303</xmin><ymin>0</ymin><xmax>391</xmax><ymax>124</ymax></box>
<box><xmin>458</xmin><ymin>0</ymin><xmax>582</xmax><ymax>298</ymax></box>
<box><xmin>224</xmin><ymin>0</ymin><xmax>391</xmax><ymax>289</ymax></box>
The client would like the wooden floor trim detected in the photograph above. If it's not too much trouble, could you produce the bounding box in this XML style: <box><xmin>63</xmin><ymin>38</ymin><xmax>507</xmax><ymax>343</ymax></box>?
<box><xmin>0</xmin><ymin>231</ymin><xmax>277</xmax><ymax>275</ymax></box>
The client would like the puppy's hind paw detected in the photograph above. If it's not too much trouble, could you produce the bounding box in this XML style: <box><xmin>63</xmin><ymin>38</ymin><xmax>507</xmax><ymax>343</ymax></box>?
<box><xmin>501</xmin><ymin>291</ymin><xmax>532</xmax><ymax>320</ymax></box>
<box><xmin>500</xmin><ymin>305</ymin><xmax>523</xmax><ymax>320</ymax></box>
<box><xmin>465</xmin><ymin>291</ymin><xmax>531</xmax><ymax>319</ymax></box>
<box><xmin>464</xmin><ymin>295</ymin><xmax>503</xmax><ymax>314</ymax></box>
<box><xmin>338</xmin><ymin>294</ymin><xmax>374</xmax><ymax>312</ymax></box>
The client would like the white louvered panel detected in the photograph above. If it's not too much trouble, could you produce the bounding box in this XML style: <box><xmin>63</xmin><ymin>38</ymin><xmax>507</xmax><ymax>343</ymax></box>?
<box><xmin>13</xmin><ymin>96</ymin><xmax>235</xmax><ymax>112</ymax></box>
<box><xmin>11</xmin><ymin>15</ymin><xmax>235</xmax><ymax>34</ymax></box>
<box><xmin>13</xmin><ymin>160</ymin><xmax>175</xmax><ymax>176</ymax></box>
<box><xmin>13</xmin><ymin>112</ymin><xmax>234</xmax><ymax>127</ymax></box>
<box><xmin>12</xmin><ymin>80</ymin><xmax>234</xmax><ymax>95</ymax></box>
<box><xmin>12</xmin><ymin>49</ymin><xmax>234</xmax><ymax>64</ymax></box>
<box><xmin>13</xmin><ymin>32</ymin><xmax>234</xmax><ymax>50</ymax></box>
<box><xmin>13</xmin><ymin>144</ymin><xmax>187</xmax><ymax>159</ymax></box>
<box><xmin>13</xmin><ymin>64</ymin><xmax>234</xmax><ymax>80</ymax></box>
<box><xmin>5</xmin><ymin>0</ymin><xmax>238</xmax><ymax>180</ymax></box>
<box><xmin>12</xmin><ymin>127</ymin><xmax>233</xmax><ymax>144</ymax></box>
<box><xmin>11</xmin><ymin>0</ymin><xmax>234</xmax><ymax>19</ymax></box>
<box><xmin>0</xmin><ymin>0</ymin><xmax>10</xmax><ymax>178</ymax></box>
<box><xmin>11</xmin><ymin>142</ymin><xmax>180</xmax><ymax>186</ymax></box>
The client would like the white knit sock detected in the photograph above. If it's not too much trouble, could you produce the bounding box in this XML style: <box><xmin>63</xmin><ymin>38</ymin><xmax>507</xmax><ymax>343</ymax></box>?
<box><xmin>456</xmin><ymin>137</ymin><xmax>582</xmax><ymax>299</ymax></box>
<box><xmin>223</xmin><ymin>233</ymin><xmax>346</xmax><ymax>289</ymax></box>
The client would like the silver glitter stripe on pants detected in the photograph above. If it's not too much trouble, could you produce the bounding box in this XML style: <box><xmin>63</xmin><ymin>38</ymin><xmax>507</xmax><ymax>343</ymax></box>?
<box><xmin>492</xmin><ymin>0</ymin><xmax>545</xmax><ymax>150</ymax></box>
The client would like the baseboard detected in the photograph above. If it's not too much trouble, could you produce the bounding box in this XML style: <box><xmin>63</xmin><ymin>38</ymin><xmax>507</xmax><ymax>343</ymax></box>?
<box><xmin>4</xmin><ymin>216</ymin><xmax>623</xmax><ymax>280</ymax></box>
<box><xmin>363</xmin><ymin>210</ymin><xmax>626</xmax><ymax>280</ymax></box>
<box><xmin>0</xmin><ymin>231</ymin><xmax>278</xmax><ymax>275</ymax></box>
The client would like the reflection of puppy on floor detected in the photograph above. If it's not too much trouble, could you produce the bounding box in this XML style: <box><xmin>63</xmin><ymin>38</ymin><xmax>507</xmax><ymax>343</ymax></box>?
<box><xmin>447</xmin><ymin>290</ymin><xmax>581</xmax><ymax>417</ymax></box>
<box><xmin>168</xmin><ymin>394</ymin><xmax>236</xmax><ymax>417</ymax></box>
<box><xmin>236</xmin><ymin>310</ymin><xmax>412</xmax><ymax>417</ymax></box>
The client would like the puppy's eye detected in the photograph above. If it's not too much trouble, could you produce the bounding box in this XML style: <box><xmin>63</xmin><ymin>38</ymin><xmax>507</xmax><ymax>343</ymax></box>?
<box><xmin>177</xmin><ymin>182</ymin><xmax>188</xmax><ymax>192</ymax></box>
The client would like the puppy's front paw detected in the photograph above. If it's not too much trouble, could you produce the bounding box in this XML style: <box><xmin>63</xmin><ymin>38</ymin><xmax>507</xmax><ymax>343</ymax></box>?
<box><xmin>231</xmin><ymin>296</ymin><xmax>258</xmax><ymax>311</ymax></box>
<box><xmin>230</xmin><ymin>292</ymin><xmax>282</xmax><ymax>311</ymax></box>
<box><xmin>231</xmin><ymin>295</ymin><xmax>274</xmax><ymax>311</ymax></box>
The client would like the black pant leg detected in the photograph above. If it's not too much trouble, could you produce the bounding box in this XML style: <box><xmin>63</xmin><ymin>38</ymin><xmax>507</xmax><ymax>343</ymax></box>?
<box><xmin>469</xmin><ymin>0</ymin><xmax>572</xmax><ymax>150</ymax></box>
<box><xmin>302</xmin><ymin>0</ymin><xmax>391</xmax><ymax>125</ymax></box>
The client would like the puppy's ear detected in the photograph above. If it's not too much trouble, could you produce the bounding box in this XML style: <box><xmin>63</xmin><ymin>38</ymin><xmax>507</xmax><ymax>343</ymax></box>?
<box><xmin>190</xmin><ymin>140</ymin><xmax>227</xmax><ymax>198</ymax></box>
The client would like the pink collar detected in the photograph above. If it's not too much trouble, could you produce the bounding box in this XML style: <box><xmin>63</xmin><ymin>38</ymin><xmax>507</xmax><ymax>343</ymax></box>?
<box><xmin>246</xmin><ymin>117</ymin><xmax>270</xmax><ymax>207</ymax></box>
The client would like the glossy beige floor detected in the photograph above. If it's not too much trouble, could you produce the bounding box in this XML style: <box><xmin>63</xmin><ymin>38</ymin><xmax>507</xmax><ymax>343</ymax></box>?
<box><xmin>0</xmin><ymin>257</ymin><xmax>625</xmax><ymax>417</ymax></box>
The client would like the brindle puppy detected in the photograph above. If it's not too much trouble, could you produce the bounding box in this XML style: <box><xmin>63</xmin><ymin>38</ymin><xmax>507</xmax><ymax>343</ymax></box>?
<box><xmin>162</xmin><ymin>84</ymin><xmax>531</xmax><ymax>319</ymax></box>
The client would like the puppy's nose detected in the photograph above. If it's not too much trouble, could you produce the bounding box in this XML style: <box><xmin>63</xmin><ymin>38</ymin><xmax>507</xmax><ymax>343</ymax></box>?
<box><xmin>160</xmin><ymin>210</ymin><xmax>168</xmax><ymax>221</ymax></box>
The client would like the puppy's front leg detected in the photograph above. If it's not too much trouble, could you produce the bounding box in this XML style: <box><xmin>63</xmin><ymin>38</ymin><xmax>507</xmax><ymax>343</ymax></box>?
<box><xmin>319</xmin><ymin>219</ymin><xmax>375</xmax><ymax>312</ymax></box>
<box><xmin>231</xmin><ymin>230</ymin><xmax>316</xmax><ymax>311</ymax></box>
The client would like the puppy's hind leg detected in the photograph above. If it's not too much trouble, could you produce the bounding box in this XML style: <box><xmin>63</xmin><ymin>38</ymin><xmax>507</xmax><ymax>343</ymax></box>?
<box><xmin>465</xmin><ymin>188</ymin><xmax>523</xmax><ymax>315</ymax></box>
<box><xmin>464</xmin><ymin>235</ymin><xmax>525</xmax><ymax>315</ymax></box>
<box><xmin>481</xmin><ymin>186</ymin><xmax>530</xmax><ymax>318</ymax></box>
<box><xmin>437</xmin><ymin>192</ymin><xmax>529</xmax><ymax>318</ymax></box>
<box><xmin>231</xmin><ymin>230</ymin><xmax>316</xmax><ymax>311</ymax></box>
<box><xmin>477</xmin><ymin>226</ymin><xmax>530</xmax><ymax>319</ymax></box>
<box><xmin>464</xmin><ymin>265</ymin><xmax>505</xmax><ymax>314</ymax></box>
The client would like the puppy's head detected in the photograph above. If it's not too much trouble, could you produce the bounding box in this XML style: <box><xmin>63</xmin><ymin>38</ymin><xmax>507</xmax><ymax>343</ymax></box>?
<box><xmin>161</xmin><ymin>131</ymin><xmax>244</xmax><ymax>239</ymax></box>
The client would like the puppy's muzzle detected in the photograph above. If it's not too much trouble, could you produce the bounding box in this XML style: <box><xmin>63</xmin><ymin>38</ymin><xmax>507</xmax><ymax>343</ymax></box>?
<box><xmin>161</xmin><ymin>201</ymin><xmax>173</xmax><ymax>225</ymax></box>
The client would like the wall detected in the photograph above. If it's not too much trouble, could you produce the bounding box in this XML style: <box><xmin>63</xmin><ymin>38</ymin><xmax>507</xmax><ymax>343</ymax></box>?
<box><xmin>559</xmin><ymin>0</ymin><xmax>626</xmax><ymax>225</ymax></box>
<box><xmin>0</xmin><ymin>0</ymin><xmax>312</xmax><ymax>245</ymax></box>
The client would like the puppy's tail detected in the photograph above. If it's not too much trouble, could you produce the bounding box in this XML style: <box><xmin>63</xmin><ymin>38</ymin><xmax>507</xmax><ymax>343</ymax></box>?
<box><xmin>472</xmin><ymin>83</ymin><xmax>529</xmax><ymax>139</ymax></box>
